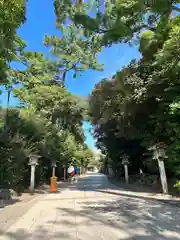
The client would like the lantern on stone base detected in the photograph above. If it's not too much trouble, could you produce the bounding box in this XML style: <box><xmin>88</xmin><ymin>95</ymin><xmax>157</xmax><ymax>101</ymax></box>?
<box><xmin>148</xmin><ymin>142</ymin><xmax>168</xmax><ymax>194</ymax></box>
<box><xmin>28</xmin><ymin>155</ymin><xmax>40</xmax><ymax>194</ymax></box>
<box><xmin>122</xmin><ymin>154</ymin><xmax>130</xmax><ymax>184</ymax></box>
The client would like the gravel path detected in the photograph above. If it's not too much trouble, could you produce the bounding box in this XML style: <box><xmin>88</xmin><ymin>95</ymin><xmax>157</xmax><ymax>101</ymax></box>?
<box><xmin>0</xmin><ymin>193</ymin><xmax>43</xmax><ymax>233</ymax></box>
<box><xmin>0</xmin><ymin>174</ymin><xmax>180</xmax><ymax>239</ymax></box>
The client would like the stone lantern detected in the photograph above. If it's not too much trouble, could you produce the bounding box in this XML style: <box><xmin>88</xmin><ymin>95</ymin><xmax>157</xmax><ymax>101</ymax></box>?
<box><xmin>51</xmin><ymin>160</ymin><xmax>57</xmax><ymax>177</ymax></box>
<box><xmin>122</xmin><ymin>154</ymin><xmax>130</xmax><ymax>184</ymax></box>
<box><xmin>148</xmin><ymin>142</ymin><xmax>168</xmax><ymax>194</ymax></box>
<box><xmin>28</xmin><ymin>155</ymin><xmax>40</xmax><ymax>193</ymax></box>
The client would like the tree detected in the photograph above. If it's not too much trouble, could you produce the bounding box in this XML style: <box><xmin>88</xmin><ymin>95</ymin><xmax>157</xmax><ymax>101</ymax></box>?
<box><xmin>44</xmin><ymin>15</ymin><xmax>103</xmax><ymax>84</ymax></box>
<box><xmin>0</xmin><ymin>108</ymin><xmax>38</xmax><ymax>190</ymax></box>
<box><xmin>70</xmin><ymin>0</ymin><xmax>180</xmax><ymax>46</ymax></box>
<box><xmin>88</xmin><ymin>12</ymin><xmax>180</xmax><ymax>180</ymax></box>
<box><xmin>0</xmin><ymin>0</ymin><xmax>103</xmax><ymax>192</ymax></box>
<box><xmin>0</xmin><ymin>47</ymin><xmax>93</xmax><ymax>191</ymax></box>
<box><xmin>0</xmin><ymin>0</ymin><xmax>27</xmax><ymax>82</ymax></box>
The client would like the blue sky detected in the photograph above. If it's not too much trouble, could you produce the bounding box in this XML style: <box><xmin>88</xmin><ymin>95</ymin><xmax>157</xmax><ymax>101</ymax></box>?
<box><xmin>1</xmin><ymin>0</ymin><xmax>141</xmax><ymax>148</ymax></box>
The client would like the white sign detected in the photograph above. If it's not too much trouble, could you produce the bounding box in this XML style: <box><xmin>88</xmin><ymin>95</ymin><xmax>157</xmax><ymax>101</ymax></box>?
<box><xmin>67</xmin><ymin>166</ymin><xmax>74</xmax><ymax>173</ymax></box>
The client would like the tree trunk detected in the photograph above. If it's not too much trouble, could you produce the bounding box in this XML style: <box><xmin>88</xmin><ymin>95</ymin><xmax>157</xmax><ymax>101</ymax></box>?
<box><xmin>64</xmin><ymin>167</ymin><xmax>66</xmax><ymax>180</ymax></box>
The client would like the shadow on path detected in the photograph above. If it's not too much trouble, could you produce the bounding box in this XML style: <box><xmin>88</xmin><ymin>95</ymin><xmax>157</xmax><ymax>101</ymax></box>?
<box><xmin>69</xmin><ymin>173</ymin><xmax>180</xmax><ymax>207</ymax></box>
<box><xmin>52</xmin><ymin>195</ymin><xmax>180</xmax><ymax>239</ymax></box>
<box><xmin>1</xmin><ymin>174</ymin><xmax>180</xmax><ymax>240</ymax></box>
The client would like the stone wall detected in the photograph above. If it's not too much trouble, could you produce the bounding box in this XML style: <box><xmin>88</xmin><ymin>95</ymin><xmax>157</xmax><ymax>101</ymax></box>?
<box><xmin>130</xmin><ymin>174</ymin><xmax>160</xmax><ymax>185</ymax></box>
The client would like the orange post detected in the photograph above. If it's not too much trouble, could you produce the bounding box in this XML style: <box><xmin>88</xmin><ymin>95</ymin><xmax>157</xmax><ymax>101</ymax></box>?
<box><xmin>50</xmin><ymin>176</ymin><xmax>57</xmax><ymax>193</ymax></box>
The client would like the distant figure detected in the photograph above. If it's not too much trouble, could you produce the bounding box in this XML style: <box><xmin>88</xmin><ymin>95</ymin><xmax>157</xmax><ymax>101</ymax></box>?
<box><xmin>74</xmin><ymin>167</ymin><xmax>79</xmax><ymax>182</ymax></box>
<box><xmin>71</xmin><ymin>170</ymin><xmax>75</xmax><ymax>177</ymax></box>
<box><xmin>67</xmin><ymin>166</ymin><xmax>74</xmax><ymax>183</ymax></box>
<box><xmin>74</xmin><ymin>167</ymin><xmax>78</xmax><ymax>175</ymax></box>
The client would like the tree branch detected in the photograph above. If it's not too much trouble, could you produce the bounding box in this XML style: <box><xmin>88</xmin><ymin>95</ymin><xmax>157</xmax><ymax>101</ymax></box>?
<box><xmin>172</xmin><ymin>5</ymin><xmax>180</xmax><ymax>12</ymax></box>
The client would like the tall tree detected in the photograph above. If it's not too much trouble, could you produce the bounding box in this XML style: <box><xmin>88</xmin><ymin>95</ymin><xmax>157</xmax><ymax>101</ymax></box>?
<box><xmin>0</xmin><ymin>0</ymin><xmax>27</xmax><ymax>82</ymax></box>
<box><xmin>88</xmin><ymin>12</ymin><xmax>180</xmax><ymax>177</ymax></box>
<box><xmin>44</xmin><ymin>24</ymin><xmax>103</xmax><ymax>84</ymax></box>
<box><xmin>42</xmin><ymin>0</ymin><xmax>104</xmax><ymax>84</ymax></box>
<box><xmin>70</xmin><ymin>0</ymin><xmax>180</xmax><ymax>46</ymax></box>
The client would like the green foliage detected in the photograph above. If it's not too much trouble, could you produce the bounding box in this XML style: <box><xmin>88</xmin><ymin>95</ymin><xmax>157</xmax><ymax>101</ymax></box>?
<box><xmin>0</xmin><ymin>101</ymin><xmax>90</xmax><ymax>189</ymax></box>
<box><xmin>64</xmin><ymin>0</ymin><xmax>180</xmax><ymax>47</ymax></box>
<box><xmin>0</xmin><ymin>109</ymin><xmax>38</xmax><ymax>188</ymax></box>
<box><xmin>88</xmin><ymin>151</ymin><xmax>101</xmax><ymax>169</ymax></box>
<box><xmin>15</xmin><ymin>83</ymin><xmax>85</xmax><ymax>141</ymax></box>
<box><xmin>44</xmin><ymin>22</ymin><xmax>103</xmax><ymax>83</ymax></box>
<box><xmin>174</xmin><ymin>181</ymin><xmax>180</xmax><ymax>190</ymax></box>
<box><xmin>88</xmin><ymin>10</ymin><xmax>180</xmax><ymax>179</ymax></box>
<box><xmin>10</xmin><ymin>51</ymin><xmax>60</xmax><ymax>88</ymax></box>
<box><xmin>0</xmin><ymin>50</ymin><xmax>93</xmax><ymax>189</ymax></box>
<box><xmin>0</xmin><ymin>0</ymin><xmax>102</xmax><ymax>190</ymax></box>
<box><xmin>0</xmin><ymin>0</ymin><xmax>27</xmax><ymax>82</ymax></box>
<box><xmin>5</xmin><ymin>0</ymin><xmax>180</xmax><ymax>190</ymax></box>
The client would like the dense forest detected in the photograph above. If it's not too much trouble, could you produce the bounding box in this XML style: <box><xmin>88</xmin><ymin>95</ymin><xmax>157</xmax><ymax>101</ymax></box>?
<box><xmin>0</xmin><ymin>0</ymin><xmax>180</xmax><ymax>191</ymax></box>
<box><xmin>85</xmin><ymin>0</ymin><xmax>180</xmax><ymax>184</ymax></box>
<box><xmin>0</xmin><ymin>0</ymin><xmax>101</xmax><ymax>190</ymax></box>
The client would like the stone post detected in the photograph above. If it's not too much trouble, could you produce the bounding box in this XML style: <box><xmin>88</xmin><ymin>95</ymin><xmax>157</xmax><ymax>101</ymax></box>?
<box><xmin>30</xmin><ymin>165</ymin><xmax>35</xmax><ymax>192</ymax></box>
<box><xmin>51</xmin><ymin>160</ymin><xmax>57</xmax><ymax>177</ymax></box>
<box><xmin>157</xmin><ymin>158</ymin><xmax>168</xmax><ymax>194</ymax></box>
<box><xmin>29</xmin><ymin>155</ymin><xmax>39</xmax><ymax>194</ymax></box>
<box><xmin>122</xmin><ymin>155</ymin><xmax>129</xmax><ymax>184</ymax></box>
<box><xmin>124</xmin><ymin>164</ymin><xmax>129</xmax><ymax>184</ymax></box>
<box><xmin>148</xmin><ymin>142</ymin><xmax>168</xmax><ymax>194</ymax></box>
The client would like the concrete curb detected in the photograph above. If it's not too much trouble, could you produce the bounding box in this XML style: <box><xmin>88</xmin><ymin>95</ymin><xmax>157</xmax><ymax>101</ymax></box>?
<box><xmin>108</xmin><ymin>177</ymin><xmax>180</xmax><ymax>208</ymax></box>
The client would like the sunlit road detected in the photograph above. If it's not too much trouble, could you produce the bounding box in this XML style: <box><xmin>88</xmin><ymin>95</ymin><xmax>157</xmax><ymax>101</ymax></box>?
<box><xmin>1</xmin><ymin>173</ymin><xmax>180</xmax><ymax>240</ymax></box>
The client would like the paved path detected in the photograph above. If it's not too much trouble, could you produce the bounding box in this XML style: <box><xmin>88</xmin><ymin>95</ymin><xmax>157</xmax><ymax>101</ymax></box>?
<box><xmin>0</xmin><ymin>194</ymin><xmax>42</xmax><ymax>234</ymax></box>
<box><xmin>1</xmin><ymin>173</ymin><xmax>180</xmax><ymax>240</ymax></box>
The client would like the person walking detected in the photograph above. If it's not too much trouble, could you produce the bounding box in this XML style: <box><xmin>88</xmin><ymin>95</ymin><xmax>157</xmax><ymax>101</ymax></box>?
<box><xmin>74</xmin><ymin>167</ymin><xmax>78</xmax><ymax>182</ymax></box>
<box><xmin>67</xmin><ymin>166</ymin><xmax>74</xmax><ymax>183</ymax></box>
<box><xmin>71</xmin><ymin>170</ymin><xmax>75</xmax><ymax>182</ymax></box>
